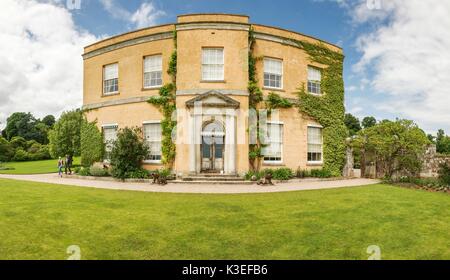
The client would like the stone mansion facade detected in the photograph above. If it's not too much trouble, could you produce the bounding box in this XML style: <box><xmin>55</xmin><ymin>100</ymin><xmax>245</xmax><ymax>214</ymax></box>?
<box><xmin>82</xmin><ymin>14</ymin><xmax>344</xmax><ymax>176</ymax></box>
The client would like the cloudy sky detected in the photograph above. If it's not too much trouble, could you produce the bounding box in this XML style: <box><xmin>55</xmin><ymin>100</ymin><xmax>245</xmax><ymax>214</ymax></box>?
<box><xmin>0</xmin><ymin>0</ymin><xmax>449</xmax><ymax>133</ymax></box>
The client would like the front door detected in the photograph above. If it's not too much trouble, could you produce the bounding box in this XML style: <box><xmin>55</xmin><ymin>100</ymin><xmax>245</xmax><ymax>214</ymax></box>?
<box><xmin>201</xmin><ymin>135</ymin><xmax>224</xmax><ymax>172</ymax></box>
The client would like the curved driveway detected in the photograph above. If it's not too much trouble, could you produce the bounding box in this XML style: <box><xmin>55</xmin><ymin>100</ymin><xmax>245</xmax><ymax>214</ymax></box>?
<box><xmin>0</xmin><ymin>173</ymin><xmax>380</xmax><ymax>194</ymax></box>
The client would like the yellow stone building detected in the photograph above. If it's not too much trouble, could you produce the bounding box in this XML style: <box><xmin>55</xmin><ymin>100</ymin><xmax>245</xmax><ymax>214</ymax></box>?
<box><xmin>82</xmin><ymin>14</ymin><xmax>343</xmax><ymax>176</ymax></box>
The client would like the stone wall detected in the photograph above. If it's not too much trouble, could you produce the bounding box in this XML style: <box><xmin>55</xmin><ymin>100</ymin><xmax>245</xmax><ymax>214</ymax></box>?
<box><xmin>421</xmin><ymin>145</ymin><xmax>450</xmax><ymax>177</ymax></box>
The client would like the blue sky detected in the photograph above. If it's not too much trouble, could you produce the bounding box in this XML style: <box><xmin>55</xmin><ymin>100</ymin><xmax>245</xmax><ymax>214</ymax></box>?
<box><xmin>1</xmin><ymin>0</ymin><xmax>448</xmax><ymax>133</ymax></box>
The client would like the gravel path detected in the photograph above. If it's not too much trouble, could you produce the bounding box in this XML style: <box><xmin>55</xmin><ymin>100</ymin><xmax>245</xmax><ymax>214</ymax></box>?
<box><xmin>0</xmin><ymin>173</ymin><xmax>380</xmax><ymax>194</ymax></box>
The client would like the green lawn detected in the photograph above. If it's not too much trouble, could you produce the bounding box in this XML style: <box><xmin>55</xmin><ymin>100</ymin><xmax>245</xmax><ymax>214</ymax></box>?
<box><xmin>0</xmin><ymin>179</ymin><xmax>449</xmax><ymax>260</ymax></box>
<box><xmin>0</xmin><ymin>157</ymin><xmax>80</xmax><ymax>174</ymax></box>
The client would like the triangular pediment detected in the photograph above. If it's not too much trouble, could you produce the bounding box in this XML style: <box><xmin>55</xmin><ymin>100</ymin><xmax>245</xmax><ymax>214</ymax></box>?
<box><xmin>185</xmin><ymin>90</ymin><xmax>240</xmax><ymax>108</ymax></box>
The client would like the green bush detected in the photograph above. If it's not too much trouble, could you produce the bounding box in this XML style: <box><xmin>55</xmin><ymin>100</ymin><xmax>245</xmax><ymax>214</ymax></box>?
<box><xmin>78</xmin><ymin>167</ymin><xmax>90</xmax><ymax>176</ymax></box>
<box><xmin>270</xmin><ymin>168</ymin><xmax>294</xmax><ymax>180</ymax></box>
<box><xmin>125</xmin><ymin>169</ymin><xmax>150</xmax><ymax>179</ymax></box>
<box><xmin>13</xmin><ymin>149</ymin><xmax>29</xmax><ymax>161</ymax></box>
<box><xmin>89</xmin><ymin>165</ymin><xmax>109</xmax><ymax>177</ymax></box>
<box><xmin>110</xmin><ymin>127</ymin><xmax>149</xmax><ymax>180</ymax></box>
<box><xmin>310</xmin><ymin>169</ymin><xmax>333</xmax><ymax>178</ymax></box>
<box><xmin>438</xmin><ymin>163</ymin><xmax>450</xmax><ymax>186</ymax></box>
<box><xmin>0</xmin><ymin>137</ymin><xmax>14</xmax><ymax>162</ymax></box>
<box><xmin>296</xmin><ymin>168</ymin><xmax>310</xmax><ymax>178</ymax></box>
<box><xmin>244</xmin><ymin>170</ymin><xmax>264</xmax><ymax>181</ymax></box>
<box><xmin>81</xmin><ymin>119</ymin><xmax>104</xmax><ymax>167</ymax></box>
<box><xmin>10</xmin><ymin>136</ymin><xmax>27</xmax><ymax>150</ymax></box>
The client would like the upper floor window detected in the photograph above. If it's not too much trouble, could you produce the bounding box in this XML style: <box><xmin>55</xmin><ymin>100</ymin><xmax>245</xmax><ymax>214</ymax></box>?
<box><xmin>307</xmin><ymin>126</ymin><xmax>323</xmax><ymax>163</ymax></box>
<box><xmin>264</xmin><ymin>58</ymin><xmax>283</xmax><ymax>89</ymax></box>
<box><xmin>262</xmin><ymin>122</ymin><xmax>283</xmax><ymax>163</ymax></box>
<box><xmin>103</xmin><ymin>63</ymin><xmax>118</xmax><ymax>95</ymax></box>
<box><xmin>144</xmin><ymin>55</ymin><xmax>162</xmax><ymax>88</ymax></box>
<box><xmin>202</xmin><ymin>48</ymin><xmax>224</xmax><ymax>81</ymax></box>
<box><xmin>143</xmin><ymin>122</ymin><xmax>162</xmax><ymax>162</ymax></box>
<box><xmin>307</xmin><ymin>66</ymin><xmax>321</xmax><ymax>95</ymax></box>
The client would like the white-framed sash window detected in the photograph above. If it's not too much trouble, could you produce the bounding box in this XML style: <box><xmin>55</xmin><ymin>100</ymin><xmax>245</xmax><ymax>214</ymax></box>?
<box><xmin>103</xmin><ymin>63</ymin><xmax>119</xmax><ymax>95</ymax></box>
<box><xmin>264</xmin><ymin>58</ymin><xmax>283</xmax><ymax>89</ymax></box>
<box><xmin>262</xmin><ymin>122</ymin><xmax>283</xmax><ymax>163</ymax></box>
<box><xmin>143</xmin><ymin>121</ymin><xmax>162</xmax><ymax>163</ymax></box>
<box><xmin>307</xmin><ymin>125</ymin><xmax>323</xmax><ymax>163</ymax></box>
<box><xmin>102</xmin><ymin>124</ymin><xmax>118</xmax><ymax>160</ymax></box>
<box><xmin>307</xmin><ymin>66</ymin><xmax>322</xmax><ymax>95</ymax></box>
<box><xmin>202</xmin><ymin>48</ymin><xmax>224</xmax><ymax>81</ymax></box>
<box><xmin>144</xmin><ymin>55</ymin><xmax>162</xmax><ymax>88</ymax></box>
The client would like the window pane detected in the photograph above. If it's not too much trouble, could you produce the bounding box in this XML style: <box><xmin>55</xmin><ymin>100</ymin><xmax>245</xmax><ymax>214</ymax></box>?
<box><xmin>104</xmin><ymin>64</ymin><xmax>118</xmax><ymax>80</ymax></box>
<box><xmin>263</xmin><ymin>123</ymin><xmax>283</xmax><ymax>162</ymax></box>
<box><xmin>307</xmin><ymin>127</ymin><xmax>323</xmax><ymax>161</ymax></box>
<box><xmin>202</xmin><ymin>48</ymin><xmax>224</xmax><ymax>81</ymax></box>
<box><xmin>144</xmin><ymin>55</ymin><xmax>162</xmax><ymax>72</ymax></box>
<box><xmin>144</xmin><ymin>123</ymin><xmax>162</xmax><ymax>161</ymax></box>
<box><xmin>308</xmin><ymin>66</ymin><xmax>321</xmax><ymax>81</ymax></box>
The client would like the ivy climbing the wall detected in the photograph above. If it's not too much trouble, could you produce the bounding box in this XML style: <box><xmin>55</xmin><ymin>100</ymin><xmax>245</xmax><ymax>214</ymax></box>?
<box><xmin>294</xmin><ymin>40</ymin><xmax>346</xmax><ymax>176</ymax></box>
<box><xmin>147</xmin><ymin>30</ymin><xmax>177</xmax><ymax>168</ymax></box>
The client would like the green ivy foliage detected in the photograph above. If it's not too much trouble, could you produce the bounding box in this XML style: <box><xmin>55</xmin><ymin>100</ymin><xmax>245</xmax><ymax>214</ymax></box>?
<box><xmin>147</xmin><ymin>31</ymin><xmax>177</xmax><ymax>168</ymax></box>
<box><xmin>266</xmin><ymin>92</ymin><xmax>293</xmax><ymax>110</ymax></box>
<box><xmin>295</xmin><ymin>41</ymin><xmax>346</xmax><ymax>176</ymax></box>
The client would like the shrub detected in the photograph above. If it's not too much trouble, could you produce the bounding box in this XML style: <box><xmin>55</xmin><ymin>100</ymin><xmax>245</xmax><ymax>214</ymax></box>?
<box><xmin>271</xmin><ymin>168</ymin><xmax>294</xmax><ymax>180</ymax></box>
<box><xmin>125</xmin><ymin>169</ymin><xmax>150</xmax><ymax>179</ymax></box>
<box><xmin>109</xmin><ymin>127</ymin><xmax>149</xmax><ymax>180</ymax></box>
<box><xmin>78</xmin><ymin>167</ymin><xmax>90</xmax><ymax>176</ymax></box>
<box><xmin>296</xmin><ymin>168</ymin><xmax>311</xmax><ymax>178</ymax></box>
<box><xmin>13</xmin><ymin>149</ymin><xmax>29</xmax><ymax>161</ymax></box>
<box><xmin>10</xmin><ymin>136</ymin><xmax>27</xmax><ymax>150</ymax></box>
<box><xmin>0</xmin><ymin>137</ymin><xmax>14</xmax><ymax>162</ymax></box>
<box><xmin>81</xmin><ymin>119</ymin><xmax>104</xmax><ymax>167</ymax></box>
<box><xmin>244</xmin><ymin>170</ymin><xmax>264</xmax><ymax>181</ymax></box>
<box><xmin>310</xmin><ymin>169</ymin><xmax>333</xmax><ymax>178</ymax></box>
<box><xmin>438</xmin><ymin>163</ymin><xmax>450</xmax><ymax>186</ymax></box>
<box><xmin>89</xmin><ymin>165</ymin><xmax>109</xmax><ymax>177</ymax></box>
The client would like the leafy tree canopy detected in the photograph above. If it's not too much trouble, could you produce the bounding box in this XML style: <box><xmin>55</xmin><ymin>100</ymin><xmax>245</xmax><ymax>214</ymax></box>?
<box><xmin>48</xmin><ymin>110</ymin><xmax>83</xmax><ymax>158</ymax></box>
<box><xmin>344</xmin><ymin>113</ymin><xmax>361</xmax><ymax>136</ymax></box>
<box><xmin>362</xmin><ymin>116</ymin><xmax>377</xmax><ymax>128</ymax></box>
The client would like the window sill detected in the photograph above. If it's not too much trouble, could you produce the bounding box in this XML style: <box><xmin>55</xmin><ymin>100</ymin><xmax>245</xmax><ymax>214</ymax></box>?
<box><xmin>263</xmin><ymin>161</ymin><xmax>285</xmax><ymax>166</ymax></box>
<box><xmin>263</xmin><ymin>87</ymin><xmax>285</xmax><ymax>92</ymax></box>
<box><xmin>307</xmin><ymin>161</ymin><xmax>323</xmax><ymax>166</ymax></box>
<box><xmin>143</xmin><ymin>160</ymin><xmax>162</xmax><ymax>165</ymax></box>
<box><xmin>200</xmin><ymin>80</ymin><xmax>226</xmax><ymax>83</ymax></box>
<box><xmin>102</xmin><ymin>92</ymin><xmax>120</xmax><ymax>97</ymax></box>
<box><xmin>308</xmin><ymin>92</ymin><xmax>323</xmax><ymax>96</ymax></box>
<box><xmin>142</xmin><ymin>86</ymin><xmax>162</xmax><ymax>91</ymax></box>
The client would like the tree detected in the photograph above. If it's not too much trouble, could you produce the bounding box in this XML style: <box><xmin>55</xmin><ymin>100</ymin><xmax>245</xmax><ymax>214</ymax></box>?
<box><xmin>344</xmin><ymin>113</ymin><xmax>361</xmax><ymax>136</ymax></box>
<box><xmin>0</xmin><ymin>137</ymin><xmax>14</xmax><ymax>162</ymax></box>
<box><xmin>80</xmin><ymin>119</ymin><xmax>104</xmax><ymax>167</ymax></box>
<box><xmin>109</xmin><ymin>127</ymin><xmax>149</xmax><ymax>180</ymax></box>
<box><xmin>4</xmin><ymin>112</ymin><xmax>46</xmax><ymax>143</ymax></box>
<box><xmin>436</xmin><ymin>129</ymin><xmax>450</xmax><ymax>154</ymax></box>
<box><xmin>41</xmin><ymin>115</ymin><xmax>56</xmax><ymax>128</ymax></box>
<box><xmin>354</xmin><ymin>119</ymin><xmax>430</xmax><ymax>177</ymax></box>
<box><xmin>362</xmin><ymin>116</ymin><xmax>377</xmax><ymax>128</ymax></box>
<box><xmin>48</xmin><ymin>110</ymin><xmax>83</xmax><ymax>158</ymax></box>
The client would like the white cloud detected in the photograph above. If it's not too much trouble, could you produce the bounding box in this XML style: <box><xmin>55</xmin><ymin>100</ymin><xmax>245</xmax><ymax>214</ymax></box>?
<box><xmin>0</xmin><ymin>0</ymin><xmax>97</xmax><ymax>129</ymax></box>
<box><xmin>100</xmin><ymin>0</ymin><xmax>165</xmax><ymax>28</ymax></box>
<box><xmin>352</xmin><ymin>0</ymin><xmax>450</xmax><ymax>132</ymax></box>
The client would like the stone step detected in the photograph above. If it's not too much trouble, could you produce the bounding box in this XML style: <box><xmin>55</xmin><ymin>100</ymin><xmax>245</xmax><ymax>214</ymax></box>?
<box><xmin>182</xmin><ymin>176</ymin><xmax>244</xmax><ymax>182</ymax></box>
<box><xmin>188</xmin><ymin>173</ymin><xmax>239</xmax><ymax>177</ymax></box>
<box><xmin>171</xmin><ymin>180</ymin><xmax>255</xmax><ymax>185</ymax></box>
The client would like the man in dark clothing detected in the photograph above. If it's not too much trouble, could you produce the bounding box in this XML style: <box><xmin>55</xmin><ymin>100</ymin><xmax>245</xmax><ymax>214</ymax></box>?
<box><xmin>65</xmin><ymin>154</ymin><xmax>73</xmax><ymax>175</ymax></box>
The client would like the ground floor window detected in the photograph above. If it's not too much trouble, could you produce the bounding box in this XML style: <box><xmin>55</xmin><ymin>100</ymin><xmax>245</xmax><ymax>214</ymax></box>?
<box><xmin>263</xmin><ymin>122</ymin><xmax>283</xmax><ymax>163</ymax></box>
<box><xmin>307</xmin><ymin>126</ymin><xmax>323</xmax><ymax>163</ymax></box>
<box><xmin>103</xmin><ymin>124</ymin><xmax>118</xmax><ymax>160</ymax></box>
<box><xmin>143</xmin><ymin>122</ymin><xmax>162</xmax><ymax>162</ymax></box>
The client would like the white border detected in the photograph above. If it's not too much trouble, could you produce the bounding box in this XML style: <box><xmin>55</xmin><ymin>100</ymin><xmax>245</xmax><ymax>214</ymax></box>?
<box><xmin>307</xmin><ymin>124</ymin><xmax>323</xmax><ymax>165</ymax></box>
<box><xmin>142</xmin><ymin>120</ymin><xmax>162</xmax><ymax>164</ymax></box>
<box><xmin>263</xmin><ymin>121</ymin><xmax>284</xmax><ymax>165</ymax></box>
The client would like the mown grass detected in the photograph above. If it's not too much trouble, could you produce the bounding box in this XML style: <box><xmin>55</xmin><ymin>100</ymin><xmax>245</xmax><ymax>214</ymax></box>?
<box><xmin>0</xmin><ymin>157</ymin><xmax>80</xmax><ymax>174</ymax></box>
<box><xmin>0</xmin><ymin>179</ymin><xmax>449</xmax><ymax>260</ymax></box>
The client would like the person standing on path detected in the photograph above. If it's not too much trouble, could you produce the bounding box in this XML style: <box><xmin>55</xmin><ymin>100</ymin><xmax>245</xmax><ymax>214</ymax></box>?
<box><xmin>65</xmin><ymin>154</ymin><xmax>73</xmax><ymax>175</ymax></box>
<box><xmin>58</xmin><ymin>157</ymin><xmax>64</xmax><ymax>178</ymax></box>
